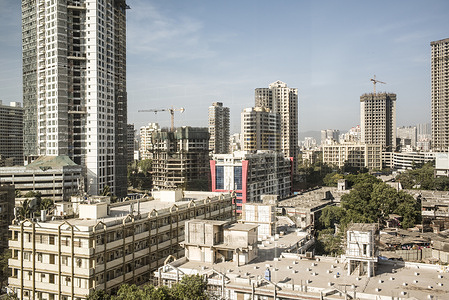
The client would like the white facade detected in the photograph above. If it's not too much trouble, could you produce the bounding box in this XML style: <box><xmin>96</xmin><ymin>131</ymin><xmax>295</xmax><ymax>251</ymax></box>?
<box><xmin>322</xmin><ymin>142</ymin><xmax>382</xmax><ymax>170</ymax></box>
<box><xmin>431</xmin><ymin>38</ymin><xmax>449</xmax><ymax>151</ymax></box>
<box><xmin>255</xmin><ymin>81</ymin><xmax>298</xmax><ymax>171</ymax></box>
<box><xmin>22</xmin><ymin>0</ymin><xmax>128</xmax><ymax>197</ymax></box>
<box><xmin>139</xmin><ymin>123</ymin><xmax>160</xmax><ymax>160</ymax></box>
<box><xmin>240</xmin><ymin>107</ymin><xmax>280</xmax><ymax>152</ymax></box>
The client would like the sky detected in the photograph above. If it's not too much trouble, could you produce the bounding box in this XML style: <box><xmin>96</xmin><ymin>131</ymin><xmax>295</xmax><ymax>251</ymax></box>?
<box><xmin>0</xmin><ymin>0</ymin><xmax>448</xmax><ymax>135</ymax></box>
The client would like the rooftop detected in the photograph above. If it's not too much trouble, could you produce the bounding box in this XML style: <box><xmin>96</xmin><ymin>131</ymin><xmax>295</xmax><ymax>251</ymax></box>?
<box><xmin>162</xmin><ymin>231</ymin><xmax>449</xmax><ymax>299</ymax></box>
<box><xmin>12</xmin><ymin>191</ymin><xmax>231</xmax><ymax>232</ymax></box>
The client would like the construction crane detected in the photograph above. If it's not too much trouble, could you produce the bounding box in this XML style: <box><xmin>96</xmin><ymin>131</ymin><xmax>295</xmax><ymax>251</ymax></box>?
<box><xmin>370</xmin><ymin>75</ymin><xmax>386</xmax><ymax>94</ymax></box>
<box><xmin>138</xmin><ymin>106</ymin><xmax>185</xmax><ymax>131</ymax></box>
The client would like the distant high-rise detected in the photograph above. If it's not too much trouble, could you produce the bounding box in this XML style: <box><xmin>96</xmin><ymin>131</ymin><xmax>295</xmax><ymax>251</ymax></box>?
<box><xmin>360</xmin><ymin>93</ymin><xmax>396</xmax><ymax>152</ymax></box>
<box><xmin>431</xmin><ymin>38</ymin><xmax>449</xmax><ymax>151</ymax></box>
<box><xmin>22</xmin><ymin>0</ymin><xmax>128</xmax><ymax>196</ymax></box>
<box><xmin>321</xmin><ymin>129</ymin><xmax>340</xmax><ymax>145</ymax></box>
<box><xmin>255</xmin><ymin>81</ymin><xmax>298</xmax><ymax>169</ymax></box>
<box><xmin>208</xmin><ymin>102</ymin><xmax>230</xmax><ymax>154</ymax></box>
<box><xmin>241</xmin><ymin>107</ymin><xmax>280</xmax><ymax>152</ymax></box>
<box><xmin>0</xmin><ymin>101</ymin><xmax>23</xmax><ymax>166</ymax></box>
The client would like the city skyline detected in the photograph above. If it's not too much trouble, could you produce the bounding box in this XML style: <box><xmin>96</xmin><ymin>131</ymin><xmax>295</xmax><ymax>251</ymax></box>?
<box><xmin>1</xmin><ymin>1</ymin><xmax>448</xmax><ymax>133</ymax></box>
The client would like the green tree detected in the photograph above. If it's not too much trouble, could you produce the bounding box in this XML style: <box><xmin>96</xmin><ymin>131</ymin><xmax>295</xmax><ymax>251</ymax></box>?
<box><xmin>315</xmin><ymin>228</ymin><xmax>344</xmax><ymax>256</ymax></box>
<box><xmin>39</xmin><ymin>198</ymin><xmax>54</xmax><ymax>211</ymax></box>
<box><xmin>319</xmin><ymin>206</ymin><xmax>345</xmax><ymax>229</ymax></box>
<box><xmin>87</xmin><ymin>289</ymin><xmax>111</xmax><ymax>300</ymax></box>
<box><xmin>0</xmin><ymin>250</ymin><xmax>11</xmax><ymax>292</ymax></box>
<box><xmin>171</xmin><ymin>274</ymin><xmax>208</xmax><ymax>300</ymax></box>
<box><xmin>323</xmin><ymin>173</ymin><xmax>344</xmax><ymax>187</ymax></box>
<box><xmin>17</xmin><ymin>199</ymin><xmax>34</xmax><ymax>220</ymax></box>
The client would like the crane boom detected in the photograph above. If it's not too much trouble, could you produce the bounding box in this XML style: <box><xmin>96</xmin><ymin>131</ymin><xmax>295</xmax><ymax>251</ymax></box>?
<box><xmin>370</xmin><ymin>75</ymin><xmax>386</xmax><ymax>94</ymax></box>
<box><xmin>138</xmin><ymin>106</ymin><xmax>185</xmax><ymax>131</ymax></box>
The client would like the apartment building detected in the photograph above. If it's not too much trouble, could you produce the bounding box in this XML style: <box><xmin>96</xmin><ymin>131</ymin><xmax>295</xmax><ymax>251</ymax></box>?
<box><xmin>0</xmin><ymin>156</ymin><xmax>81</xmax><ymax>201</ymax></box>
<box><xmin>210</xmin><ymin>151</ymin><xmax>292</xmax><ymax>213</ymax></box>
<box><xmin>360</xmin><ymin>93</ymin><xmax>396</xmax><ymax>152</ymax></box>
<box><xmin>151</xmin><ymin>127</ymin><xmax>210</xmax><ymax>190</ymax></box>
<box><xmin>346</xmin><ymin>223</ymin><xmax>378</xmax><ymax>277</ymax></box>
<box><xmin>22</xmin><ymin>0</ymin><xmax>128</xmax><ymax>197</ymax></box>
<box><xmin>208</xmin><ymin>102</ymin><xmax>230</xmax><ymax>154</ymax></box>
<box><xmin>240</xmin><ymin>107</ymin><xmax>280</xmax><ymax>152</ymax></box>
<box><xmin>255</xmin><ymin>81</ymin><xmax>298</xmax><ymax>172</ymax></box>
<box><xmin>431</xmin><ymin>38</ymin><xmax>449</xmax><ymax>151</ymax></box>
<box><xmin>139</xmin><ymin>123</ymin><xmax>160</xmax><ymax>160</ymax></box>
<box><xmin>8</xmin><ymin>191</ymin><xmax>234</xmax><ymax>299</ymax></box>
<box><xmin>322</xmin><ymin>142</ymin><xmax>382</xmax><ymax>170</ymax></box>
<box><xmin>0</xmin><ymin>101</ymin><xmax>23</xmax><ymax>166</ymax></box>
<box><xmin>383</xmin><ymin>151</ymin><xmax>436</xmax><ymax>170</ymax></box>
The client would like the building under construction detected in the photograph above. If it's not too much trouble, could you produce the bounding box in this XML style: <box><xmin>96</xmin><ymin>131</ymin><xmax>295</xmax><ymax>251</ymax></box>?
<box><xmin>151</xmin><ymin>127</ymin><xmax>210</xmax><ymax>190</ymax></box>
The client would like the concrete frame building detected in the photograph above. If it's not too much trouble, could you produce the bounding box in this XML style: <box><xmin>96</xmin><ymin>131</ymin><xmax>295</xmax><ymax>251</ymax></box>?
<box><xmin>0</xmin><ymin>101</ymin><xmax>23</xmax><ymax>166</ymax></box>
<box><xmin>0</xmin><ymin>156</ymin><xmax>81</xmax><ymax>201</ymax></box>
<box><xmin>383</xmin><ymin>151</ymin><xmax>436</xmax><ymax>170</ymax></box>
<box><xmin>241</xmin><ymin>107</ymin><xmax>280</xmax><ymax>152</ymax></box>
<box><xmin>240</xmin><ymin>203</ymin><xmax>276</xmax><ymax>239</ymax></box>
<box><xmin>346</xmin><ymin>223</ymin><xmax>378</xmax><ymax>277</ymax></box>
<box><xmin>8</xmin><ymin>191</ymin><xmax>234</xmax><ymax>299</ymax></box>
<box><xmin>210</xmin><ymin>151</ymin><xmax>292</xmax><ymax>213</ymax></box>
<box><xmin>151</xmin><ymin>127</ymin><xmax>210</xmax><ymax>190</ymax></box>
<box><xmin>208</xmin><ymin>102</ymin><xmax>230</xmax><ymax>154</ymax></box>
<box><xmin>22</xmin><ymin>0</ymin><xmax>128</xmax><ymax>197</ymax></box>
<box><xmin>431</xmin><ymin>38</ymin><xmax>449</xmax><ymax>151</ymax></box>
<box><xmin>360</xmin><ymin>93</ymin><xmax>396</xmax><ymax>152</ymax></box>
<box><xmin>255</xmin><ymin>81</ymin><xmax>298</xmax><ymax>171</ymax></box>
<box><xmin>322</xmin><ymin>142</ymin><xmax>382</xmax><ymax>170</ymax></box>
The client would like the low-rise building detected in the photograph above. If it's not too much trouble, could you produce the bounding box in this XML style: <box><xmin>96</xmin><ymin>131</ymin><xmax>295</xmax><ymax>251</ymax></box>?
<box><xmin>322</xmin><ymin>142</ymin><xmax>382</xmax><ymax>170</ymax></box>
<box><xmin>156</xmin><ymin>220</ymin><xmax>448</xmax><ymax>300</ymax></box>
<box><xmin>278</xmin><ymin>189</ymin><xmax>336</xmax><ymax>229</ymax></box>
<box><xmin>210</xmin><ymin>151</ymin><xmax>292</xmax><ymax>213</ymax></box>
<box><xmin>240</xmin><ymin>203</ymin><xmax>276</xmax><ymax>239</ymax></box>
<box><xmin>383</xmin><ymin>151</ymin><xmax>436</xmax><ymax>170</ymax></box>
<box><xmin>8</xmin><ymin>191</ymin><xmax>234</xmax><ymax>299</ymax></box>
<box><xmin>0</xmin><ymin>156</ymin><xmax>81</xmax><ymax>201</ymax></box>
<box><xmin>345</xmin><ymin>223</ymin><xmax>378</xmax><ymax>277</ymax></box>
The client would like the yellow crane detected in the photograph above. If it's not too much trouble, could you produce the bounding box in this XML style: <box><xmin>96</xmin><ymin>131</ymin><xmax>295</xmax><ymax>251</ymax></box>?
<box><xmin>138</xmin><ymin>106</ymin><xmax>185</xmax><ymax>131</ymax></box>
<box><xmin>370</xmin><ymin>75</ymin><xmax>386</xmax><ymax>94</ymax></box>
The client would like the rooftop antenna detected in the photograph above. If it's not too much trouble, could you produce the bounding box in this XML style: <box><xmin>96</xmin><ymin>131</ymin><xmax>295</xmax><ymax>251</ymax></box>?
<box><xmin>370</xmin><ymin>75</ymin><xmax>386</xmax><ymax>94</ymax></box>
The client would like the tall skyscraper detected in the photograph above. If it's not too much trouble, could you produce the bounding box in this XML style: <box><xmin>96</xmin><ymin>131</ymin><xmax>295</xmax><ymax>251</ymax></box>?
<box><xmin>22</xmin><ymin>0</ymin><xmax>128</xmax><ymax>196</ymax></box>
<box><xmin>360</xmin><ymin>93</ymin><xmax>397</xmax><ymax>152</ymax></box>
<box><xmin>241</xmin><ymin>107</ymin><xmax>280</xmax><ymax>152</ymax></box>
<box><xmin>208</xmin><ymin>102</ymin><xmax>230</xmax><ymax>154</ymax></box>
<box><xmin>431</xmin><ymin>38</ymin><xmax>449</xmax><ymax>151</ymax></box>
<box><xmin>0</xmin><ymin>101</ymin><xmax>23</xmax><ymax>166</ymax></box>
<box><xmin>255</xmin><ymin>81</ymin><xmax>298</xmax><ymax>169</ymax></box>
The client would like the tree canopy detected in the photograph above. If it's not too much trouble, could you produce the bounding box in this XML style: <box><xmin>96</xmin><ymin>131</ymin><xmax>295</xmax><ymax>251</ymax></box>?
<box><xmin>319</xmin><ymin>173</ymin><xmax>420</xmax><ymax>231</ymax></box>
<box><xmin>87</xmin><ymin>275</ymin><xmax>208</xmax><ymax>300</ymax></box>
<box><xmin>396</xmin><ymin>161</ymin><xmax>449</xmax><ymax>190</ymax></box>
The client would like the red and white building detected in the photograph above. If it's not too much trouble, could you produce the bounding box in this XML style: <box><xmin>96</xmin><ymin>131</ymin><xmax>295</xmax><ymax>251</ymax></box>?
<box><xmin>210</xmin><ymin>151</ymin><xmax>292</xmax><ymax>214</ymax></box>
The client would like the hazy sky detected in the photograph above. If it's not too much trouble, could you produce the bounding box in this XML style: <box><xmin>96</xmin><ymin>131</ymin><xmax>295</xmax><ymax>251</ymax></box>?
<box><xmin>0</xmin><ymin>1</ymin><xmax>448</xmax><ymax>134</ymax></box>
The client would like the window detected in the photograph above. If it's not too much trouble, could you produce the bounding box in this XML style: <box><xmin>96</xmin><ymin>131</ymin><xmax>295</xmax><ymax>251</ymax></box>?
<box><xmin>234</xmin><ymin>166</ymin><xmax>243</xmax><ymax>190</ymax></box>
<box><xmin>215</xmin><ymin>166</ymin><xmax>224</xmax><ymax>190</ymax></box>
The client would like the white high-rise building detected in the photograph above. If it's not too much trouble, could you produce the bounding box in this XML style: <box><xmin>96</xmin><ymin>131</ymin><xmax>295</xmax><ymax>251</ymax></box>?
<box><xmin>255</xmin><ymin>81</ymin><xmax>298</xmax><ymax>171</ymax></box>
<box><xmin>22</xmin><ymin>0</ymin><xmax>128</xmax><ymax>196</ymax></box>
<box><xmin>431</xmin><ymin>38</ymin><xmax>449</xmax><ymax>151</ymax></box>
<box><xmin>208</xmin><ymin>102</ymin><xmax>230</xmax><ymax>154</ymax></box>
<box><xmin>241</xmin><ymin>107</ymin><xmax>280</xmax><ymax>152</ymax></box>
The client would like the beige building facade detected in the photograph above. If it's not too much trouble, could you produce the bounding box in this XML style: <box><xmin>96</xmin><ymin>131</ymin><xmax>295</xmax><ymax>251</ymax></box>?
<box><xmin>8</xmin><ymin>192</ymin><xmax>234</xmax><ymax>299</ymax></box>
<box><xmin>322</xmin><ymin>142</ymin><xmax>382</xmax><ymax>170</ymax></box>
